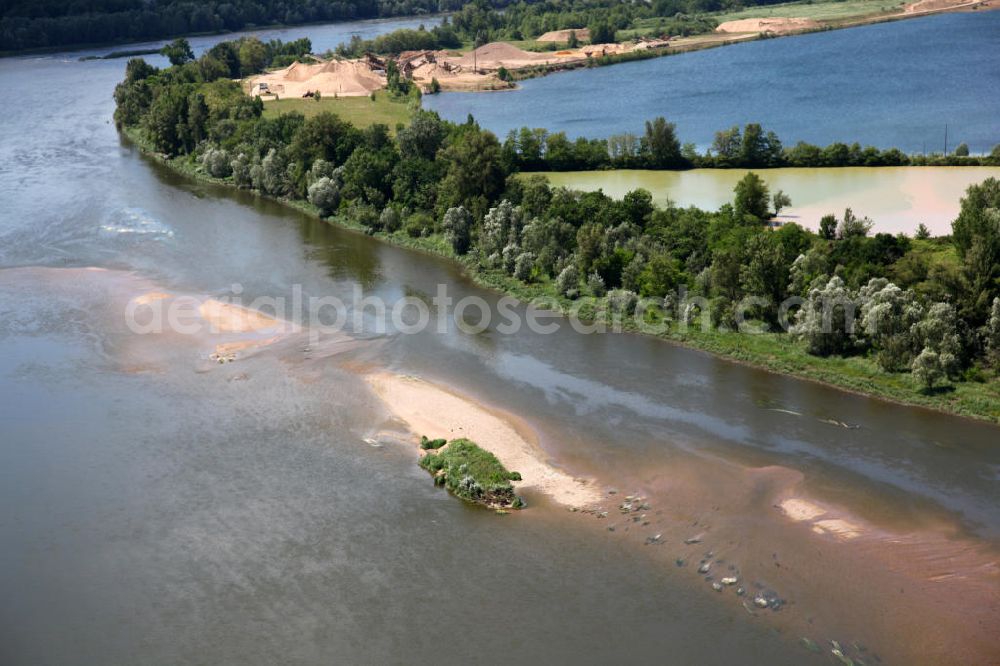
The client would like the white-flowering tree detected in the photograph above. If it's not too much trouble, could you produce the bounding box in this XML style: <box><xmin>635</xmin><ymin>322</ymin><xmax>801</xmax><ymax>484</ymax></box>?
<box><xmin>479</xmin><ymin>200</ymin><xmax>523</xmax><ymax>267</ymax></box>
<box><xmin>441</xmin><ymin>206</ymin><xmax>472</xmax><ymax>254</ymax></box>
<box><xmin>260</xmin><ymin>148</ymin><xmax>288</xmax><ymax>196</ymax></box>
<box><xmin>792</xmin><ymin>276</ymin><xmax>860</xmax><ymax>356</ymax></box>
<box><xmin>201</xmin><ymin>147</ymin><xmax>231</xmax><ymax>178</ymax></box>
<box><xmin>307</xmin><ymin>177</ymin><xmax>340</xmax><ymax>216</ymax></box>
<box><xmin>379</xmin><ymin>206</ymin><xmax>401</xmax><ymax>233</ymax></box>
<box><xmin>307</xmin><ymin>158</ymin><xmax>337</xmax><ymax>185</ymax></box>
<box><xmin>911</xmin><ymin>302</ymin><xmax>962</xmax><ymax>378</ymax></box>
<box><xmin>587</xmin><ymin>271</ymin><xmax>606</xmax><ymax>297</ymax></box>
<box><xmin>860</xmin><ymin>280</ymin><xmax>924</xmax><ymax>371</ymax></box>
<box><xmin>555</xmin><ymin>264</ymin><xmax>580</xmax><ymax>298</ymax></box>
<box><xmin>911</xmin><ymin>348</ymin><xmax>944</xmax><ymax>391</ymax></box>
<box><xmin>787</xmin><ymin>248</ymin><xmax>829</xmax><ymax>297</ymax></box>
<box><xmin>608</xmin><ymin>289</ymin><xmax>638</xmax><ymax>315</ymax></box>
<box><xmin>987</xmin><ymin>297</ymin><xmax>1000</xmax><ymax>363</ymax></box>
<box><xmin>230</xmin><ymin>153</ymin><xmax>252</xmax><ymax>189</ymax></box>
<box><xmin>513</xmin><ymin>251</ymin><xmax>535</xmax><ymax>282</ymax></box>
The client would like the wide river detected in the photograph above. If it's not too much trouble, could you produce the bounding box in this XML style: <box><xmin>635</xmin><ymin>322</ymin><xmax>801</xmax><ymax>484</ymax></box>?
<box><xmin>1</xmin><ymin>15</ymin><xmax>999</xmax><ymax>666</ymax></box>
<box><xmin>425</xmin><ymin>11</ymin><xmax>1000</xmax><ymax>153</ymax></box>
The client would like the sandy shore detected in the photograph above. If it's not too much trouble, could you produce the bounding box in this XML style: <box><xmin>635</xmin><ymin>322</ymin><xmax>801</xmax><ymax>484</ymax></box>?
<box><xmin>364</xmin><ymin>372</ymin><xmax>601</xmax><ymax>507</ymax></box>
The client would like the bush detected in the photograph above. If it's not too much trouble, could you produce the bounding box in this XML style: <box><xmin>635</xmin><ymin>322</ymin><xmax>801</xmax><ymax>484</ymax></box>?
<box><xmin>441</xmin><ymin>206</ymin><xmax>472</xmax><ymax>254</ymax></box>
<box><xmin>420</xmin><ymin>436</ymin><xmax>447</xmax><ymax>450</ymax></box>
<box><xmin>405</xmin><ymin>211</ymin><xmax>434</xmax><ymax>238</ymax></box>
<box><xmin>348</xmin><ymin>203</ymin><xmax>379</xmax><ymax>230</ymax></box>
<box><xmin>607</xmin><ymin>289</ymin><xmax>638</xmax><ymax>315</ymax></box>
<box><xmin>307</xmin><ymin>177</ymin><xmax>341</xmax><ymax>216</ymax></box>
<box><xmin>260</xmin><ymin>148</ymin><xmax>289</xmax><ymax>196</ymax></box>
<box><xmin>587</xmin><ymin>271</ymin><xmax>606</xmax><ymax>297</ymax></box>
<box><xmin>230</xmin><ymin>153</ymin><xmax>252</xmax><ymax>189</ymax></box>
<box><xmin>912</xmin><ymin>348</ymin><xmax>944</xmax><ymax>391</ymax></box>
<box><xmin>417</xmin><ymin>438</ymin><xmax>520</xmax><ymax>508</ymax></box>
<box><xmin>555</xmin><ymin>264</ymin><xmax>580</xmax><ymax>298</ymax></box>
<box><xmin>513</xmin><ymin>251</ymin><xmax>535</xmax><ymax>281</ymax></box>
<box><xmin>379</xmin><ymin>206</ymin><xmax>402</xmax><ymax>233</ymax></box>
<box><xmin>201</xmin><ymin>147</ymin><xmax>231</xmax><ymax>178</ymax></box>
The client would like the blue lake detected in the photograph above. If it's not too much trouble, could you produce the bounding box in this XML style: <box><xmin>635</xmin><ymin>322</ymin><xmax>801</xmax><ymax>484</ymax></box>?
<box><xmin>425</xmin><ymin>11</ymin><xmax>1000</xmax><ymax>153</ymax></box>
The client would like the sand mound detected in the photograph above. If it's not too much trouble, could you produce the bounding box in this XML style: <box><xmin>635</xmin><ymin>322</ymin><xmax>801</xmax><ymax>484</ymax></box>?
<box><xmin>456</xmin><ymin>42</ymin><xmax>555</xmax><ymax>69</ymax></box>
<box><xmin>250</xmin><ymin>58</ymin><xmax>385</xmax><ymax>98</ymax></box>
<box><xmin>715</xmin><ymin>17</ymin><xmax>820</xmax><ymax>33</ymax></box>
<box><xmin>537</xmin><ymin>28</ymin><xmax>590</xmax><ymax>42</ymax></box>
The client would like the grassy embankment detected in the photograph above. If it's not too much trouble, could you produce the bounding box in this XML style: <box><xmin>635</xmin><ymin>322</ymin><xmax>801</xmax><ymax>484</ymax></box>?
<box><xmin>261</xmin><ymin>91</ymin><xmax>413</xmax><ymax>131</ymax></box>
<box><xmin>310</xmin><ymin>199</ymin><xmax>1000</xmax><ymax>423</ymax></box>
<box><xmin>709</xmin><ymin>0</ymin><xmax>907</xmax><ymax>23</ymax></box>
<box><xmin>464</xmin><ymin>253</ymin><xmax>1000</xmax><ymax>424</ymax></box>
<box><xmin>418</xmin><ymin>437</ymin><xmax>524</xmax><ymax>509</ymax></box>
<box><xmin>124</xmin><ymin>122</ymin><xmax>1000</xmax><ymax>425</ymax></box>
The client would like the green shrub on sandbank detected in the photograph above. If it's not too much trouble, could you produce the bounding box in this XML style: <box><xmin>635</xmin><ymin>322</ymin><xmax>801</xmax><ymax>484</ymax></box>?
<box><xmin>418</xmin><ymin>438</ymin><xmax>524</xmax><ymax>509</ymax></box>
<box><xmin>420</xmin><ymin>435</ymin><xmax>447</xmax><ymax>449</ymax></box>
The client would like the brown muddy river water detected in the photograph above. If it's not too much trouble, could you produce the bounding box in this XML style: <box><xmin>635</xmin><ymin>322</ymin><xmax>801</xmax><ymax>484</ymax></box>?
<box><xmin>1</xmin><ymin>19</ymin><xmax>999</xmax><ymax>666</ymax></box>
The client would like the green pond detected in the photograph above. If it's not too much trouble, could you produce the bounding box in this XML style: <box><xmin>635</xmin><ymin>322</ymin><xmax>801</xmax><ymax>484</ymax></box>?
<box><xmin>535</xmin><ymin>167</ymin><xmax>1000</xmax><ymax>235</ymax></box>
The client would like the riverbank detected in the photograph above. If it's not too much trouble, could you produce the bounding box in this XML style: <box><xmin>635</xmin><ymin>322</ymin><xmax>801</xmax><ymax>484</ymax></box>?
<box><xmin>434</xmin><ymin>0</ymin><xmax>998</xmax><ymax>88</ymax></box>
<box><xmin>125</xmin><ymin>127</ymin><xmax>1000</xmax><ymax>425</ymax></box>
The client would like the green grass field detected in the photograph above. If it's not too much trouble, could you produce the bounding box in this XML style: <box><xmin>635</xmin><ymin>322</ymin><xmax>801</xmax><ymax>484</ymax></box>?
<box><xmin>261</xmin><ymin>92</ymin><xmax>414</xmax><ymax>131</ymax></box>
<box><xmin>712</xmin><ymin>0</ymin><xmax>906</xmax><ymax>23</ymax></box>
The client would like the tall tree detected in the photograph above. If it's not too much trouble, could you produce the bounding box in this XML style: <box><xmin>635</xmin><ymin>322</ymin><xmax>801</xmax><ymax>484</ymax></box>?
<box><xmin>643</xmin><ymin>117</ymin><xmax>683</xmax><ymax>168</ymax></box>
<box><xmin>160</xmin><ymin>38</ymin><xmax>194</xmax><ymax>66</ymax></box>
<box><xmin>733</xmin><ymin>172</ymin><xmax>770</xmax><ymax>222</ymax></box>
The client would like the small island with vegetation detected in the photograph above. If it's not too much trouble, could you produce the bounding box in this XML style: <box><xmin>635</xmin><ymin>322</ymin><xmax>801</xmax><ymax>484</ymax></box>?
<box><xmin>418</xmin><ymin>436</ymin><xmax>525</xmax><ymax>510</ymax></box>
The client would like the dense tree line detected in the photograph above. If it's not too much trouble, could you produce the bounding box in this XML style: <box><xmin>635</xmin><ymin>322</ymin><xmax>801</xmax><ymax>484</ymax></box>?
<box><xmin>115</xmin><ymin>41</ymin><xmax>1000</xmax><ymax>394</ymax></box>
<box><xmin>1</xmin><ymin>0</ymin><xmax>470</xmax><ymax>52</ymax></box>
<box><xmin>2</xmin><ymin>0</ymin><xmax>786</xmax><ymax>53</ymax></box>
<box><xmin>333</xmin><ymin>0</ymin><xmax>718</xmax><ymax>57</ymax></box>
<box><xmin>502</xmin><ymin>121</ymin><xmax>1000</xmax><ymax>171</ymax></box>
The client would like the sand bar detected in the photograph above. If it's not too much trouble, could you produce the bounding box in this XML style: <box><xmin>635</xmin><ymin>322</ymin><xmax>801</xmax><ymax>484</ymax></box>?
<box><xmin>365</xmin><ymin>372</ymin><xmax>601</xmax><ymax>507</ymax></box>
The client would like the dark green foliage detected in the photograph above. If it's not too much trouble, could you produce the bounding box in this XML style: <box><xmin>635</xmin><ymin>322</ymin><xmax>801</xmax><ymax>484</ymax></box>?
<box><xmin>2</xmin><ymin>1</ymin><xmax>444</xmax><ymax>52</ymax></box>
<box><xmin>418</xmin><ymin>438</ymin><xmax>521</xmax><ymax>508</ymax></box>
<box><xmin>419</xmin><ymin>436</ymin><xmax>447</xmax><ymax>450</ymax></box>
<box><xmin>588</xmin><ymin>19</ymin><xmax>616</xmax><ymax>44</ymax></box>
<box><xmin>160</xmin><ymin>38</ymin><xmax>193</xmax><ymax>66</ymax></box>
<box><xmin>951</xmin><ymin>178</ymin><xmax>1000</xmax><ymax>323</ymax></box>
<box><xmin>114</xmin><ymin>42</ymin><xmax>1000</xmax><ymax>399</ymax></box>
<box><xmin>733</xmin><ymin>172</ymin><xmax>770</xmax><ymax>222</ymax></box>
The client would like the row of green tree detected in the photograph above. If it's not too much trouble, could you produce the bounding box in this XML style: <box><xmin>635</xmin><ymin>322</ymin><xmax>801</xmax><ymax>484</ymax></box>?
<box><xmin>332</xmin><ymin>0</ymin><xmax>718</xmax><ymax>57</ymax></box>
<box><xmin>3</xmin><ymin>0</ymin><xmax>775</xmax><ymax>53</ymax></box>
<box><xmin>114</xmin><ymin>44</ymin><xmax>1000</xmax><ymax>393</ymax></box>
<box><xmin>502</xmin><ymin>121</ymin><xmax>1000</xmax><ymax>171</ymax></box>
<box><xmin>1</xmin><ymin>0</ymin><xmax>469</xmax><ymax>52</ymax></box>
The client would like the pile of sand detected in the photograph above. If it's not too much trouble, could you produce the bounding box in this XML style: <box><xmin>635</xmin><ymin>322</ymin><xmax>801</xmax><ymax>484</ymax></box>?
<box><xmin>579</xmin><ymin>42</ymin><xmax>629</xmax><ymax>56</ymax></box>
<box><xmin>715</xmin><ymin>17</ymin><xmax>821</xmax><ymax>33</ymax></box>
<box><xmin>536</xmin><ymin>28</ymin><xmax>590</xmax><ymax>42</ymax></box>
<box><xmin>250</xmin><ymin>58</ymin><xmax>386</xmax><ymax>98</ymax></box>
<box><xmin>409</xmin><ymin>60</ymin><xmax>507</xmax><ymax>92</ymax></box>
<box><xmin>454</xmin><ymin>42</ymin><xmax>564</xmax><ymax>70</ymax></box>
